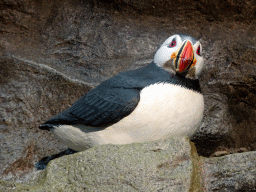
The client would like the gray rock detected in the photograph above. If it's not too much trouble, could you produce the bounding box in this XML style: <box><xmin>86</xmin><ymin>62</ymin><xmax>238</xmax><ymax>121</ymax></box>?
<box><xmin>0</xmin><ymin>137</ymin><xmax>199</xmax><ymax>192</ymax></box>
<box><xmin>202</xmin><ymin>151</ymin><xmax>256</xmax><ymax>191</ymax></box>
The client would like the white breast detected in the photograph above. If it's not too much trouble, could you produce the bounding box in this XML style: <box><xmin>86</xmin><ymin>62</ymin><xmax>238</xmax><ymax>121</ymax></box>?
<box><xmin>51</xmin><ymin>83</ymin><xmax>204</xmax><ymax>151</ymax></box>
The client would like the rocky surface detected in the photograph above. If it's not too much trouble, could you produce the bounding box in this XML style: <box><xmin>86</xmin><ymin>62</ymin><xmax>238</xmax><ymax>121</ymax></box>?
<box><xmin>0</xmin><ymin>137</ymin><xmax>198</xmax><ymax>192</ymax></box>
<box><xmin>0</xmin><ymin>0</ymin><xmax>256</xmax><ymax>191</ymax></box>
<box><xmin>1</xmin><ymin>137</ymin><xmax>255</xmax><ymax>192</ymax></box>
<box><xmin>202</xmin><ymin>151</ymin><xmax>256</xmax><ymax>191</ymax></box>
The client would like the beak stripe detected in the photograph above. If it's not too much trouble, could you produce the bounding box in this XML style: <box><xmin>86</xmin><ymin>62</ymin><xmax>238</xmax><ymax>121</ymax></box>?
<box><xmin>174</xmin><ymin>41</ymin><xmax>187</xmax><ymax>70</ymax></box>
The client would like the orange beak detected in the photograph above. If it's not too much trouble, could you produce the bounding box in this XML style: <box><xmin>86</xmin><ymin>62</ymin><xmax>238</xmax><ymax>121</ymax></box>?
<box><xmin>171</xmin><ymin>40</ymin><xmax>197</xmax><ymax>74</ymax></box>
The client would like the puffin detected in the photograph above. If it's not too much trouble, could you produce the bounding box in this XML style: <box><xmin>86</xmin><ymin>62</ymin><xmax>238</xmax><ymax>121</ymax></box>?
<box><xmin>39</xmin><ymin>34</ymin><xmax>205</xmax><ymax>151</ymax></box>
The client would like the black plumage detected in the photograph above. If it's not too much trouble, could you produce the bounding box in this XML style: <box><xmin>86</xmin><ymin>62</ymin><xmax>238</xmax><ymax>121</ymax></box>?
<box><xmin>39</xmin><ymin>62</ymin><xmax>201</xmax><ymax>130</ymax></box>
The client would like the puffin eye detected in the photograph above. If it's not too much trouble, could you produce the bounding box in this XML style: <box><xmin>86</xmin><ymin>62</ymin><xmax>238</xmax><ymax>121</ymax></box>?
<box><xmin>196</xmin><ymin>45</ymin><xmax>201</xmax><ymax>55</ymax></box>
<box><xmin>169</xmin><ymin>39</ymin><xmax>176</xmax><ymax>48</ymax></box>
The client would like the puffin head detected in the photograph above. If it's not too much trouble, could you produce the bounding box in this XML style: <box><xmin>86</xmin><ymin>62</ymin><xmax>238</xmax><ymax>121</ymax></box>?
<box><xmin>154</xmin><ymin>34</ymin><xmax>204</xmax><ymax>79</ymax></box>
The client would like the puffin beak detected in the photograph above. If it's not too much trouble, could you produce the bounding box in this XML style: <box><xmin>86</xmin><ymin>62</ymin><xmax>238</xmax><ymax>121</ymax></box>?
<box><xmin>171</xmin><ymin>40</ymin><xmax>197</xmax><ymax>74</ymax></box>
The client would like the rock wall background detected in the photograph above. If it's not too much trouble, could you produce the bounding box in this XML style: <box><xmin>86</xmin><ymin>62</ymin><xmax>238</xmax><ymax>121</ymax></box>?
<box><xmin>0</xmin><ymin>0</ymin><xmax>256</xmax><ymax>189</ymax></box>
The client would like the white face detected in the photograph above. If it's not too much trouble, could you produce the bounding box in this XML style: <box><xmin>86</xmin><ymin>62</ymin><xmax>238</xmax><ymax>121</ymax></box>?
<box><xmin>153</xmin><ymin>34</ymin><xmax>204</xmax><ymax>79</ymax></box>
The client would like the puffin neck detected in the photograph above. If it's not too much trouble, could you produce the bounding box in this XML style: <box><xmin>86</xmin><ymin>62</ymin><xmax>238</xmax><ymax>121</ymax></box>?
<box><xmin>169</xmin><ymin>73</ymin><xmax>201</xmax><ymax>93</ymax></box>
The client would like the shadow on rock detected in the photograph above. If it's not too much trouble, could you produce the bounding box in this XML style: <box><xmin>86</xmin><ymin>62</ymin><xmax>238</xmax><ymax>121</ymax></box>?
<box><xmin>36</xmin><ymin>149</ymin><xmax>77</xmax><ymax>170</ymax></box>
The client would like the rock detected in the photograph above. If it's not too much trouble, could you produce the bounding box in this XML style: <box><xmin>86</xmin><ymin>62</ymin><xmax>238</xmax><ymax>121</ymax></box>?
<box><xmin>95</xmin><ymin>0</ymin><xmax>256</xmax><ymax>21</ymax></box>
<box><xmin>202</xmin><ymin>151</ymin><xmax>256</xmax><ymax>191</ymax></box>
<box><xmin>0</xmin><ymin>56</ymin><xmax>92</xmax><ymax>181</ymax></box>
<box><xmin>1</xmin><ymin>137</ymin><xmax>256</xmax><ymax>191</ymax></box>
<box><xmin>192</xmin><ymin>36</ymin><xmax>256</xmax><ymax>157</ymax></box>
<box><xmin>0</xmin><ymin>137</ymin><xmax>200</xmax><ymax>191</ymax></box>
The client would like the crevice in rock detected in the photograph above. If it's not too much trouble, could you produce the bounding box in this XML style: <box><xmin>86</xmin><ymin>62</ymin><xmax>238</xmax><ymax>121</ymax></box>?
<box><xmin>189</xmin><ymin>141</ymin><xmax>203</xmax><ymax>192</ymax></box>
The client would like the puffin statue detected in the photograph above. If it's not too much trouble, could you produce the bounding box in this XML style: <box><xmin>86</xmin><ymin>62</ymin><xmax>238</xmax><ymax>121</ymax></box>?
<box><xmin>40</xmin><ymin>34</ymin><xmax>205</xmax><ymax>151</ymax></box>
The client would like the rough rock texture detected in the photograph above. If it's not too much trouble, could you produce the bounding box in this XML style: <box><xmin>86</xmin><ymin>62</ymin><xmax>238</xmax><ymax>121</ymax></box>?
<box><xmin>0</xmin><ymin>137</ymin><xmax>198</xmax><ymax>191</ymax></box>
<box><xmin>202</xmin><ymin>151</ymin><xmax>256</xmax><ymax>191</ymax></box>
<box><xmin>1</xmin><ymin>137</ymin><xmax>255</xmax><ymax>192</ymax></box>
<box><xmin>97</xmin><ymin>0</ymin><xmax>256</xmax><ymax>21</ymax></box>
<box><xmin>0</xmin><ymin>0</ymin><xmax>256</xmax><ymax>190</ymax></box>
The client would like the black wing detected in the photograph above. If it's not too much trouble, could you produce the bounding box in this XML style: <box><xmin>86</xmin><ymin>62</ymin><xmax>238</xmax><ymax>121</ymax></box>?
<box><xmin>39</xmin><ymin>62</ymin><xmax>163</xmax><ymax>130</ymax></box>
<box><xmin>39</xmin><ymin>74</ymin><xmax>142</xmax><ymax>130</ymax></box>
